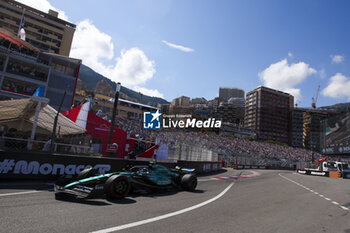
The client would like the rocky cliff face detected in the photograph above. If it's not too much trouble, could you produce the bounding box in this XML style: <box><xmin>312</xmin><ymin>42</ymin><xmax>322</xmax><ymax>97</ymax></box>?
<box><xmin>95</xmin><ymin>79</ymin><xmax>114</xmax><ymax>97</ymax></box>
<box><xmin>76</xmin><ymin>79</ymin><xmax>87</xmax><ymax>91</ymax></box>
<box><xmin>78</xmin><ymin>64</ymin><xmax>169</xmax><ymax>105</ymax></box>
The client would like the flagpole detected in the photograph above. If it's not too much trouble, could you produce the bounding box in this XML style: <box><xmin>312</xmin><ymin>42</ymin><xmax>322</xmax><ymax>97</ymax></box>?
<box><xmin>107</xmin><ymin>82</ymin><xmax>121</xmax><ymax>157</ymax></box>
<box><xmin>18</xmin><ymin>8</ymin><xmax>25</xmax><ymax>38</ymax></box>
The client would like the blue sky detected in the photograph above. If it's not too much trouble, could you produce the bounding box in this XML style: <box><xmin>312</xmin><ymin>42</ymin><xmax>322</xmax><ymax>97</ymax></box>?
<box><xmin>19</xmin><ymin>0</ymin><xmax>350</xmax><ymax>107</ymax></box>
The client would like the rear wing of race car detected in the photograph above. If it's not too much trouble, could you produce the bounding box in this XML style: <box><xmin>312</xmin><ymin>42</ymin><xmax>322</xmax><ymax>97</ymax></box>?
<box><xmin>174</xmin><ymin>166</ymin><xmax>196</xmax><ymax>173</ymax></box>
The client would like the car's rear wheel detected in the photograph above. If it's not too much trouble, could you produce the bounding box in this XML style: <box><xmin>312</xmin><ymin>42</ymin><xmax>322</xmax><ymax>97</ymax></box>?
<box><xmin>77</xmin><ymin>168</ymin><xmax>98</xmax><ymax>180</ymax></box>
<box><xmin>104</xmin><ymin>175</ymin><xmax>130</xmax><ymax>199</ymax></box>
<box><xmin>181</xmin><ymin>174</ymin><xmax>197</xmax><ymax>192</ymax></box>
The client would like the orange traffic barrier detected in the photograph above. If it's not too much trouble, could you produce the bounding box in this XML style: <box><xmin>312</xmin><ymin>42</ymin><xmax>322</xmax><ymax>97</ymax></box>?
<box><xmin>233</xmin><ymin>162</ymin><xmax>238</xmax><ymax>169</ymax></box>
<box><xmin>329</xmin><ymin>171</ymin><xmax>340</xmax><ymax>178</ymax></box>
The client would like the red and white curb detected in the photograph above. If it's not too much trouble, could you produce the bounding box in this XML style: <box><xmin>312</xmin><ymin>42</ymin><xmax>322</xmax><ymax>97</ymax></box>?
<box><xmin>199</xmin><ymin>171</ymin><xmax>261</xmax><ymax>182</ymax></box>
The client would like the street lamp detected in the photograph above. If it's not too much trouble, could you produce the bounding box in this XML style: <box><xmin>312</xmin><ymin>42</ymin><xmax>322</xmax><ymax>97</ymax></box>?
<box><xmin>107</xmin><ymin>82</ymin><xmax>121</xmax><ymax>157</ymax></box>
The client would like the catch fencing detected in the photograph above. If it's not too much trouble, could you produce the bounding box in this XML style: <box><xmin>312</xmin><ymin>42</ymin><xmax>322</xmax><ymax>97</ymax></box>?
<box><xmin>0</xmin><ymin>136</ymin><xmax>97</xmax><ymax>156</ymax></box>
<box><xmin>167</xmin><ymin>143</ymin><xmax>219</xmax><ymax>162</ymax></box>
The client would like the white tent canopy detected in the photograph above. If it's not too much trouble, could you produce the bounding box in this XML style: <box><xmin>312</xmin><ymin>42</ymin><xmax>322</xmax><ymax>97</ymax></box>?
<box><xmin>0</xmin><ymin>98</ymin><xmax>86</xmax><ymax>135</ymax></box>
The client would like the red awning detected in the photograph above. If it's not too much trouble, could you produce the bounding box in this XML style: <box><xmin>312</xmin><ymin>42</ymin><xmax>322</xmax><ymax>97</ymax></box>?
<box><xmin>63</xmin><ymin>104</ymin><xmax>127</xmax><ymax>157</ymax></box>
<box><xmin>0</xmin><ymin>28</ymin><xmax>39</xmax><ymax>51</ymax></box>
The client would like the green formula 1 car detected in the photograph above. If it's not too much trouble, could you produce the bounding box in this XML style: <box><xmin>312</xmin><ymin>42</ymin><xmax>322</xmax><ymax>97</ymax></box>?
<box><xmin>54</xmin><ymin>162</ymin><xmax>197</xmax><ymax>199</ymax></box>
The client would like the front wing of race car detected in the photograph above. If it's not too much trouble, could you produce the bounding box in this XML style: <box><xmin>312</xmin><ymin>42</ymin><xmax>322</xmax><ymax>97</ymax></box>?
<box><xmin>54</xmin><ymin>173</ymin><xmax>113</xmax><ymax>198</ymax></box>
<box><xmin>54</xmin><ymin>183</ymin><xmax>105</xmax><ymax>198</ymax></box>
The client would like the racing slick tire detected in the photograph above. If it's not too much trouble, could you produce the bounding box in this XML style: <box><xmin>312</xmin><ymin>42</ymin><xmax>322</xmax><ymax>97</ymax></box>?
<box><xmin>104</xmin><ymin>175</ymin><xmax>130</xmax><ymax>199</ymax></box>
<box><xmin>77</xmin><ymin>168</ymin><xmax>98</xmax><ymax>180</ymax></box>
<box><xmin>181</xmin><ymin>174</ymin><xmax>197</xmax><ymax>192</ymax></box>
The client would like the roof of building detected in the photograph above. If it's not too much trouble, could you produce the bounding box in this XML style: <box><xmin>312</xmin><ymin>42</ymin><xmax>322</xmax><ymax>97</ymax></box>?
<box><xmin>219</xmin><ymin>87</ymin><xmax>244</xmax><ymax>91</ymax></box>
<box><xmin>43</xmin><ymin>52</ymin><xmax>81</xmax><ymax>64</ymax></box>
<box><xmin>0</xmin><ymin>28</ymin><xmax>39</xmax><ymax>51</ymax></box>
<box><xmin>248</xmin><ymin>86</ymin><xmax>293</xmax><ymax>96</ymax></box>
<box><xmin>0</xmin><ymin>98</ymin><xmax>86</xmax><ymax>135</ymax></box>
<box><xmin>92</xmin><ymin>93</ymin><xmax>159</xmax><ymax>110</ymax></box>
<box><xmin>5</xmin><ymin>0</ymin><xmax>76</xmax><ymax>28</ymax></box>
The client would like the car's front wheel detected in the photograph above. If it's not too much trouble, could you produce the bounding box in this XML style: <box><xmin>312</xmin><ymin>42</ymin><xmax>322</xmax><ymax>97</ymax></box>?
<box><xmin>104</xmin><ymin>175</ymin><xmax>130</xmax><ymax>199</ymax></box>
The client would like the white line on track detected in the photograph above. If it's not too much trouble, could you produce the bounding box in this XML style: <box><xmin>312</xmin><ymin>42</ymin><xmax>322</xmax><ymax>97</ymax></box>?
<box><xmin>0</xmin><ymin>190</ymin><xmax>45</xmax><ymax>197</ymax></box>
<box><xmin>90</xmin><ymin>182</ymin><xmax>235</xmax><ymax>233</ymax></box>
<box><xmin>279</xmin><ymin>173</ymin><xmax>349</xmax><ymax>213</ymax></box>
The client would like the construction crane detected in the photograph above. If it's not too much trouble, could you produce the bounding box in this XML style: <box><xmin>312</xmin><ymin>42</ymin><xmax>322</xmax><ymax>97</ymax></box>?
<box><xmin>311</xmin><ymin>85</ymin><xmax>320</xmax><ymax>109</ymax></box>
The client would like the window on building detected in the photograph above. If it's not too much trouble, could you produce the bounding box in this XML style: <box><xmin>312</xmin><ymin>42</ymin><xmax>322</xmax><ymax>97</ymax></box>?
<box><xmin>51</xmin><ymin>58</ymin><xmax>67</xmax><ymax>73</ymax></box>
<box><xmin>1</xmin><ymin>77</ymin><xmax>39</xmax><ymax>95</ymax></box>
<box><xmin>0</xmin><ymin>55</ymin><xmax>5</xmax><ymax>70</ymax></box>
<box><xmin>6</xmin><ymin>58</ymin><xmax>48</xmax><ymax>82</ymax></box>
<box><xmin>48</xmin><ymin>73</ymin><xmax>75</xmax><ymax>94</ymax></box>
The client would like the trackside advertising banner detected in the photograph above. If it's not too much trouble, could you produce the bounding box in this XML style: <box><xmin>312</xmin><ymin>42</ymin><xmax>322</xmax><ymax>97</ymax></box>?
<box><xmin>0</xmin><ymin>151</ymin><xmax>127</xmax><ymax>180</ymax></box>
<box><xmin>0</xmin><ymin>151</ymin><xmax>222</xmax><ymax>180</ymax></box>
<box><xmin>297</xmin><ymin>169</ymin><xmax>329</xmax><ymax>177</ymax></box>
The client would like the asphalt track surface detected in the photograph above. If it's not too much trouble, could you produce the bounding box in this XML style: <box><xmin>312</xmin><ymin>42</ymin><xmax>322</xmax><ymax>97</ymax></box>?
<box><xmin>1</xmin><ymin>169</ymin><xmax>350</xmax><ymax>233</ymax></box>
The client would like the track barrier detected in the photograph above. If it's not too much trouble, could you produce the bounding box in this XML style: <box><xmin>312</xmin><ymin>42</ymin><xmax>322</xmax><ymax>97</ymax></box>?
<box><xmin>0</xmin><ymin>151</ymin><xmax>221</xmax><ymax>181</ymax></box>
<box><xmin>297</xmin><ymin>169</ymin><xmax>329</xmax><ymax>177</ymax></box>
<box><xmin>297</xmin><ymin>169</ymin><xmax>350</xmax><ymax>179</ymax></box>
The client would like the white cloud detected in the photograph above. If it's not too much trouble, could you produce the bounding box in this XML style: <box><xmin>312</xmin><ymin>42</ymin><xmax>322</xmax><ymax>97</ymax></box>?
<box><xmin>104</xmin><ymin>48</ymin><xmax>156</xmax><ymax>87</ymax></box>
<box><xmin>259</xmin><ymin>59</ymin><xmax>316</xmax><ymax>101</ymax></box>
<box><xmin>330</xmin><ymin>55</ymin><xmax>345</xmax><ymax>64</ymax></box>
<box><xmin>71</xmin><ymin>19</ymin><xmax>114</xmax><ymax>71</ymax></box>
<box><xmin>16</xmin><ymin>0</ymin><xmax>68</xmax><ymax>20</ymax></box>
<box><xmin>288</xmin><ymin>52</ymin><xmax>293</xmax><ymax>57</ymax></box>
<box><xmin>283</xmin><ymin>88</ymin><xmax>301</xmax><ymax>101</ymax></box>
<box><xmin>133</xmin><ymin>87</ymin><xmax>164</xmax><ymax>98</ymax></box>
<box><xmin>322</xmin><ymin>73</ymin><xmax>350</xmax><ymax>100</ymax></box>
<box><xmin>71</xmin><ymin>20</ymin><xmax>159</xmax><ymax>97</ymax></box>
<box><xmin>162</xmin><ymin>40</ymin><xmax>194</xmax><ymax>52</ymax></box>
<box><xmin>15</xmin><ymin>0</ymin><xmax>164</xmax><ymax>98</ymax></box>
